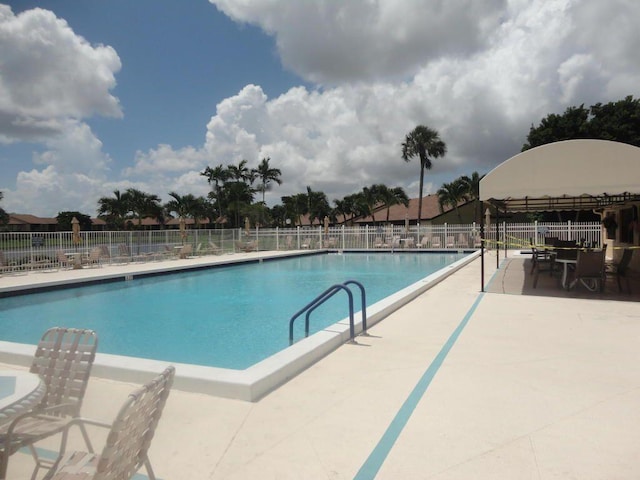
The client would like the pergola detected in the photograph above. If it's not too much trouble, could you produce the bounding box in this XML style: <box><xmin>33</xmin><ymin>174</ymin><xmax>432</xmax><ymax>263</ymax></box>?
<box><xmin>478</xmin><ymin>139</ymin><xmax>640</xmax><ymax>290</ymax></box>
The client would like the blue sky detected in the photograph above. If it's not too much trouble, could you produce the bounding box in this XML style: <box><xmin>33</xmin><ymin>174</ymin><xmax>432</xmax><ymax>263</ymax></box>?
<box><xmin>1</xmin><ymin>1</ymin><xmax>640</xmax><ymax>216</ymax></box>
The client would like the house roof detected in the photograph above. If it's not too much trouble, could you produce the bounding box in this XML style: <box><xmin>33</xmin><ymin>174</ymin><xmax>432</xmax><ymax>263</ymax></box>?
<box><xmin>354</xmin><ymin>195</ymin><xmax>458</xmax><ymax>223</ymax></box>
<box><xmin>480</xmin><ymin>139</ymin><xmax>640</xmax><ymax>212</ymax></box>
<box><xmin>9</xmin><ymin>214</ymin><xmax>58</xmax><ymax>225</ymax></box>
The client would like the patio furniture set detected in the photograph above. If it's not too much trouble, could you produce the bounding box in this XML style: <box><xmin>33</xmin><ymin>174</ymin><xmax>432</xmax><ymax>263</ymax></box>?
<box><xmin>530</xmin><ymin>237</ymin><xmax>633</xmax><ymax>293</ymax></box>
<box><xmin>0</xmin><ymin>327</ymin><xmax>174</xmax><ymax>480</ymax></box>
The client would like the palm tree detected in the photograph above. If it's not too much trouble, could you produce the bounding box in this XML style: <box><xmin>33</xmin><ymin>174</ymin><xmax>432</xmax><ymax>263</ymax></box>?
<box><xmin>459</xmin><ymin>171</ymin><xmax>484</xmax><ymax>223</ymax></box>
<box><xmin>380</xmin><ymin>186</ymin><xmax>410</xmax><ymax>222</ymax></box>
<box><xmin>359</xmin><ymin>185</ymin><xmax>385</xmax><ymax>224</ymax></box>
<box><xmin>201</xmin><ymin>164</ymin><xmax>229</xmax><ymax>222</ymax></box>
<box><xmin>97</xmin><ymin>190</ymin><xmax>128</xmax><ymax>230</ymax></box>
<box><xmin>122</xmin><ymin>188</ymin><xmax>162</xmax><ymax>229</ymax></box>
<box><xmin>437</xmin><ymin>179</ymin><xmax>468</xmax><ymax>222</ymax></box>
<box><xmin>254</xmin><ymin>157</ymin><xmax>282</xmax><ymax>204</ymax></box>
<box><xmin>401</xmin><ymin>125</ymin><xmax>447</xmax><ymax>224</ymax></box>
<box><xmin>0</xmin><ymin>191</ymin><xmax>9</xmax><ymax>225</ymax></box>
<box><xmin>165</xmin><ymin>192</ymin><xmax>209</xmax><ymax>228</ymax></box>
<box><xmin>306</xmin><ymin>187</ymin><xmax>331</xmax><ymax>225</ymax></box>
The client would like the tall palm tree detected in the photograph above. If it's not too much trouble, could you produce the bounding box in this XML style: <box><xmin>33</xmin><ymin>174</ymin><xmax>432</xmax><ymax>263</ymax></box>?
<box><xmin>254</xmin><ymin>157</ymin><xmax>282</xmax><ymax>204</ymax></box>
<box><xmin>97</xmin><ymin>190</ymin><xmax>128</xmax><ymax>230</ymax></box>
<box><xmin>401</xmin><ymin>125</ymin><xmax>447</xmax><ymax>224</ymax></box>
<box><xmin>201</xmin><ymin>164</ymin><xmax>229</xmax><ymax>222</ymax></box>
<box><xmin>165</xmin><ymin>192</ymin><xmax>209</xmax><ymax>228</ymax></box>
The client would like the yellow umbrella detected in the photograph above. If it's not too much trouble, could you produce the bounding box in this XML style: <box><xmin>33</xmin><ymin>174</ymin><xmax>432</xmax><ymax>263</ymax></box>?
<box><xmin>71</xmin><ymin>217</ymin><xmax>81</xmax><ymax>246</ymax></box>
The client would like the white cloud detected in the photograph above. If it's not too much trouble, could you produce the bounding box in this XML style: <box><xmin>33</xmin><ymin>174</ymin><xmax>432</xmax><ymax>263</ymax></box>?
<box><xmin>0</xmin><ymin>5</ymin><xmax>121</xmax><ymax>143</ymax></box>
<box><xmin>210</xmin><ymin>0</ymin><xmax>508</xmax><ymax>84</ymax></box>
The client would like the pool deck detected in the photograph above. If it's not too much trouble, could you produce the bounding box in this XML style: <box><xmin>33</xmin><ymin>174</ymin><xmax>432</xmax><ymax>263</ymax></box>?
<box><xmin>3</xmin><ymin>249</ymin><xmax>640</xmax><ymax>479</ymax></box>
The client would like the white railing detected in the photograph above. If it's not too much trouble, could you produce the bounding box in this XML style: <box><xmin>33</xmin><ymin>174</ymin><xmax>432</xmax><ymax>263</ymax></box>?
<box><xmin>0</xmin><ymin>222</ymin><xmax>601</xmax><ymax>273</ymax></box>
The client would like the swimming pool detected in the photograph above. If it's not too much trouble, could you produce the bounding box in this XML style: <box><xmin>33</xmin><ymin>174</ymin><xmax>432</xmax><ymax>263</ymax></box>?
<box><xmin>0</xmin><ymin>250</ymin><xmax>480</xmax><ymax>400</ymax></box>
<box><xmin>0</xmin><ymin>252</ymin><xmax>466</xmax><ymax>369</ymax></box>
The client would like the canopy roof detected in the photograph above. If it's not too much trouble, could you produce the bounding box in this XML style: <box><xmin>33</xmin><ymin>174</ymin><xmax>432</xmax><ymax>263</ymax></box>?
<box><xmin>480</xmin><ymin>140</ymin><xmax>640</xmax><ymax>212</ymax></box>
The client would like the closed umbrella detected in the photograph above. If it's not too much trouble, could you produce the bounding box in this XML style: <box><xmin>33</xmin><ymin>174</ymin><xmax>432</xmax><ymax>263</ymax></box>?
<box><xmin>323</xmin><ymin>216</ymin><xmax>329</xmax><ymax>236</ymax></box>
<box><xmin>71</xmin><ymin>217</ymin><xmax>81</xmax><ymax>246</ymax></box>
<box><xmin>244</xmin><ymin>217</ymin><xmax>250</xmax><ymax>235</ymax></box>
<box><xmin>179</xmin><ymin>217</ymin><xmax>187</xmax><ymax>243</ymax></box>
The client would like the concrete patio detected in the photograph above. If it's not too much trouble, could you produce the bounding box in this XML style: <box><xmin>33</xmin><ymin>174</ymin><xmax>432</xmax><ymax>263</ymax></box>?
<box><xmin>3</xmin><ymin>250</ymin><xmax>640</xmax><ymax>479</ymax></box>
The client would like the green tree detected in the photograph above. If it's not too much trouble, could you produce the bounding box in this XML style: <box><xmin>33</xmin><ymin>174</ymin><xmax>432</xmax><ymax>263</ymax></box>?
<box><xmin>523</xmin><ymin>96</ymin><xmax>640</xmax><ymax>150</ymax></box>
<box><xmin>306</xmin><ymin>186</ymin><xmax>331</xmax><ymax>225</ymax></box>
<box><xmin>201</xmin><ymin>164</ymin><xmax>230</xmax><ymax>222</ymax></box>
<box><xmin>401</xmin><ymin>125</ymin><xmax>447</xmax><ymax>224</ymax></box>
<box><xmin>0</xmin><ymin>192</ymin><xmax>9</xmax><ymax>226</ymax></box>
<box><xmin>436</xmin><ymin>179</ymin><xmax>468</xmax><ymax>223</ymax></box>
<box><xmin>122</xmin><ymin>188</ymin><xmax>162</xmax><ymax>229</ymax></box>
<box><xmin>97</xmin><ymin>190</ymin><xmax>128</xmax><ymax>230</ymax></box>
<box><xmin>459</xmin><ymin>171</ymin><xmax>484</xmax><ymax>223</ymax></box>
<box><xmin>380</xmin><ymin>186</ymin><xmax>410</xmax><ymax>223</ymax></box>
<box><xmin>165</xmin><ymin>192</ymin><xmax>210</xmax><ymax>228</ymax></box>
<box><xmin>254</xmin><ymin>157</ymin><xmax>282</xmax><ymax>204</ymax></box>
<box><xmin>56</xmin><ymin>211</ymin><xmax>92</xmax><ymax>231</ymax></box>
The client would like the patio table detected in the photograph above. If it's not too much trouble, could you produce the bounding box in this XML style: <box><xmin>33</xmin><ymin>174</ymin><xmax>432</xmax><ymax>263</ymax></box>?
<box><xmin>0</xmin><ymin>370</ymin><xmax>46</xmax><ymax>426</ymax></box>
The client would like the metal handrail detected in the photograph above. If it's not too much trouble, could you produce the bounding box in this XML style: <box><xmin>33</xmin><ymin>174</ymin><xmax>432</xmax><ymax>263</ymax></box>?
<box><xmin>288</xmin><ymin>280</ymin><xmax>367</xmax><ymax>345</ymax></box>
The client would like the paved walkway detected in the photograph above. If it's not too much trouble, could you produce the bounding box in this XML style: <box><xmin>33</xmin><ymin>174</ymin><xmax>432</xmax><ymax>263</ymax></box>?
<box><xmin>4</xmin><ymin>251</ymin><xmax>640</xmax><ymax>479</ymax></box>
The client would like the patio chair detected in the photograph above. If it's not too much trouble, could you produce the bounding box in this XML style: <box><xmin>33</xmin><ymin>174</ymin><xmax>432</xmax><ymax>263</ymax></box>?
<box><xmin>430</xmin><ymin>235</ymin><xmax>442</xmax><ymax>248</ymax></box>
<box><xmin>473</xmin><ymin>234</ymin><xmax>482</xmax><ymax>248</ymax></box>
<box><xmin>373</xmin><ymin>236</ymin><xmax>384</xmax><ymax>248</ymax></box>
<box><xmin>404</xmin><ymin>237</ymin><xmax>415</xmax><ymax>248</ymax></box>
<box><xmin>43</xmin><ymin>366</ymin><xmax>175</xmax><ymax>480</ymax></box>
<box><xmin>0</xmin><ymin>328</ymin><xmax>98</xmax><ymax>480</ymax></box>
<box><xmin>284</xmin><ymin>236</ymin><xmax>294</xmax><ymax>250</ymax></box>
<box><xmin>456</xmin><ymin>233</ymin><xmax>468</xmax><ymax>248</ymax></box>
<box><xmin>606</xmin><ymin>248</ymin><xmax>633</xmax><ymax>293</ymax></box>
<box><xmin>0</xmin><ymin>250</ymin><xmax>18</xmax><ymax>274</ymax></box>
<box><xmin>178</xmin><ymin>243</ymin><xmax>193</xmax><ymax>259</ymax></box>
<box><xmin>82</xmin><ymin>247</ymin><xmax>103</xmax><ymax>268</ymax></box>
<box><xmin>301</xmin><ymin>238</ymin><xmax>312</xmax><ymax>249</ymax></box>
<box><xmin>56</xmin><ymin>250</ymin><xmax>73</xmax><ymax>270</ymax></box>
<box><xmin>531</xmin><ymin>241</ymin><xmax>555</xmax><ymax>288</ymax></box>
<box><xmin>570</xmin><ymin>249</ymin><xmax>606</xmax><ymax>292</ymax></box>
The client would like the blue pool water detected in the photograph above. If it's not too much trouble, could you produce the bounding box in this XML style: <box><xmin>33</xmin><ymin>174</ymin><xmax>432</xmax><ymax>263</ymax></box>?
<box><xmin>0</xmin><ymin>252</ymin><xmax>467</xmax><ymax>369</ymax></box>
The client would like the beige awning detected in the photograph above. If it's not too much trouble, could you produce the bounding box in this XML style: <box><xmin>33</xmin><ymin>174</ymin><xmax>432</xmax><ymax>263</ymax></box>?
<box><xmin>480</xmin><ymin>140</ymin><xmax>640</xmax><ymax>212</ymax></box>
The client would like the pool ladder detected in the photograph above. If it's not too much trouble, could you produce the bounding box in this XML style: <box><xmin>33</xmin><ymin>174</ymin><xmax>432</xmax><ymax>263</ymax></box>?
<box><xmin>289</xmin><ymin>279</ymin><xmax>367</xmax><ymax>345</ymax></box>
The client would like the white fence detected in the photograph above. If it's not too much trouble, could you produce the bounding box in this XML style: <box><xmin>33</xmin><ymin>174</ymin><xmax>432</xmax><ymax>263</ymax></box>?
<box><xmin>0</xmin><ymin>221</ymin><xmax>601</xmax><ymax>273</ymax></box>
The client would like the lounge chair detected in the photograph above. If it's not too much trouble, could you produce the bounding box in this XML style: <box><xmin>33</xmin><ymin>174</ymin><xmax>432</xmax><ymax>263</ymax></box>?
<box><xmin>430</xmin><ymin>235</ymin><xmax>442</xmax><ymax>248</ymax></box>
<box><xmin>44</xmin><ymin>366</ymin><xmax>175</xmax><ymax>480</ymax></box>
<box><xmin>416</xmin><ymin>236</ymin><xmax>430</xmax><ymax>248</ymax></box>
<box><xmin>404</xmin><ymin>237</ymin><xmax>415</xmax><ymax>248</ymax></box>
<box><xmin>301</xmin><ymin>238</ymin><xmax>312</xmax><ymax>249</ymax></box>
<box><xmin>208</xmin><ymin>241</ymin><xmax>223</xmax><ymax>255</ymax></box>
<box><xmin>605</xmin><ymin>248</ymin><xmax>633</xmax><ymax>293</ymax></box>
<box><xmin>0</xmin><ymin>328</ymin><xmax>98</xmax><ymax>480</ymax></box>
<box><xmin>82</xmin><ymin>246</ymin><xmax>103</xmax><ymax>268</ymax></box>
<box><xmin>285</xmin><ymin>236</ymin><xmax>294</xmax><ymax>250</ymax></box>
<box><xmin>390</xmin><ymin>236</ymin><xmax>401</xmax><ymax>248</ymax></box>
<box><xmin>373</xmin><ymin>237</ymin><xmax>384</xmax><ymax>248</ymax></box>
<box><xmin>445</xmin><ymin>236</ymin><xmax>455</xmax><ymax>248</ymax></box>
<box><xmin>456</xmin><ymin>233</ymin><xmax>468</xmax><ymax>248</ymax></box>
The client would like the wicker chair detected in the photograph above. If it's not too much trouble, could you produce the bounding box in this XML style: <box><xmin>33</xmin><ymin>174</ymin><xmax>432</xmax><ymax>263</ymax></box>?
<box><xmin>43</xmin><ymin>366</ymin><xmax>175</xmax><ymax>480</ymax></box>
<box><xmin>0</xmin><ymin>327</ymin><xmax>98</xmax><ymax>480</ymax></box>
